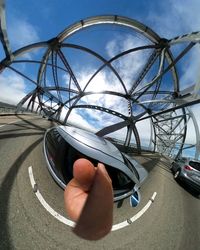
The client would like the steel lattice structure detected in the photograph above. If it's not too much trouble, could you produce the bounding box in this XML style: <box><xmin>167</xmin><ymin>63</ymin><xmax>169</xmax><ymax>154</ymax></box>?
<box><xmin>1</xmin><ymin>0</ymin><xmax>200</xmax><ymax>159</ymax></box>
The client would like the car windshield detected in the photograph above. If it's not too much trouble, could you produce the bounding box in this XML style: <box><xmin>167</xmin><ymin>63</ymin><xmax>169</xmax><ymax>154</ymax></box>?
<box><xmin>189</xmin><ymin>161</ymin><xmax>200</xmax><ymax>171</ymax></box>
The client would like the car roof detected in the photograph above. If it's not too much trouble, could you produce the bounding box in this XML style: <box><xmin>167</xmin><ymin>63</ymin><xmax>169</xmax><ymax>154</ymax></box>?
<box><xmin>56</xmin><ymin>125</ymin><xmax>139</xmax><ymax>184</ymax></box>
<box><xmin>59</xmin><ymin>125</ymin><xmax>123</xmax><ymax>160</ymax></box>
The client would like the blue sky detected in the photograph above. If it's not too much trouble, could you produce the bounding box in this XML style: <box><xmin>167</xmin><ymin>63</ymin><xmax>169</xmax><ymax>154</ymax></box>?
<box><xmin>6</xmin><ymin>0</ymin><xmax>162</xmax><ymax>43</ymax></box>
<box><xmin>1</xmin><ymin>0</ymin><xmax>200</xmax><ymax>146</ymax></box>
<box><xmin>3</xmin><ymin>0</ymin><xmax>200</xmax><ymax>51</ymax></box>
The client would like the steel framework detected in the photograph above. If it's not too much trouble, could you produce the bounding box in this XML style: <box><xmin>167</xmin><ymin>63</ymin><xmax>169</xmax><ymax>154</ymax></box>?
<box><xmin>1</xmin><ymin>0</ymin><xmax>200</xmax><ymax>159</ymax></box>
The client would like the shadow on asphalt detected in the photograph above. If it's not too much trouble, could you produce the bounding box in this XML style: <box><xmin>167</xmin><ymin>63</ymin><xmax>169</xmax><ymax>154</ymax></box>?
<box><xmin>0</xmin><ymin>114</ymin><xmax>58</xmax><ymax>249</ymax></box>
<box><xmin>0</xmin><ymin>137</ymin><xmax>43</xmax><ymax>250</ymax></box>
<box><xmin>16</xmin><ymin>115</ymin><xmax>46</xmax><ymax>132</ymax></box>
<box><xmin>175</xmin><ymin>179</ymin><xmax>200</xmax><ymax>199</ymax></box>
<box><xmin>134</xmin><ymin>153</ymin><xmax>161</xmax><ymax>173</ymax></box>
<box><xmin>0</xmin><ymin>132</ymin><xmax>44</xmax><ymax>140</ymax></box>
<box><xmin>0</xmin><ymin>115</ymin><xmax>50</xmax><ymax>140</ymax></box>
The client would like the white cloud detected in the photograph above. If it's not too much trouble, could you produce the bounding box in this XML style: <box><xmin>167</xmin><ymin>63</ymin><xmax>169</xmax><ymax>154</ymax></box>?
<box><xmin>58</xmin><ymin>35</ymin><xmax>153</xmax><ymax>141</ymax></box>
<box><xmin>168</xmin><ymin>0</ymin><xmax>200</xmax><ymax>32</ymax></box>
<box><xmin>8</xmin><ymin>18</ymin><xmax>39</xmax><ymax>49</ymax></box>
<box><xmin>146</xmin><ymin>0</ymin><xmax>200</xmax><ymax>91</ymax></box>
<box><xmin>147</xmin><ymin>0</ymin><xmax>200</xmax><ymax>38</ymax></box>
<box><xmin>2</xmin><ymin>2</ymin><xmax>199</xmax><ymax>150</ymax></box>
<box><xmin>76</xmin><ymin>67</ymin><xmax>125</xmax><ymax>94</ymax></box>
<box><xmin>60</xmin><ymin>107</ymin><xmax>97</xmax><ymax>132</ymax></box>
<box><xmin>106</xmin><ymin>34</ymin><xmax>150</xmax><ymax>89</ymax></box>
<box><xmin>0</xmin><ymin>73</ymin><xmax>26</xmax><ymax>105</ymax></box>
<box><xmin>59</xmin><ymin>67</ymin><xmax>130</xmax><ymax>136</ymax></box>
<box><xmin>136</xmin><ymin>118</ymin><xmax>151</xmax><ymax>141</ymax></box>
<box><xmin>178</xmin><ymin>45</ymin><xmax>200</xmax><ymax>89</ymax></box>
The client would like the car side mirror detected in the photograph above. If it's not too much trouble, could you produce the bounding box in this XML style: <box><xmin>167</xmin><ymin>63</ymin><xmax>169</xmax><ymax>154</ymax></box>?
<box><xmin>130</xmin><ymin>188</ymin><xmax>141</xmax><ymax>207</ymax></box>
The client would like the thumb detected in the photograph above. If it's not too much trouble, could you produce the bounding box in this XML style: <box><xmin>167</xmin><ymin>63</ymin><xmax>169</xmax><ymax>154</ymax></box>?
<box><xmin>73</xmin><ymin>158</ymin><xmax>96</xmax><ymax>191</ymax></box>
<box><xmin>73</xmin><ymin>163</ymin><xmax>113</xmax><ymax>240</ymax></box>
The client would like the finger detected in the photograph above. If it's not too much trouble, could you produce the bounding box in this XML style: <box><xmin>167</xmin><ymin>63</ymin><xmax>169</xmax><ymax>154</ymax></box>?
<box><xmin>73</xmin><ymin>163</ymin><xmax>113</xmax><ymax>240</ymax></box>
<box><xmin>97</xmin><ymin>163</ymin><xmax>112</xmax><ymax>184</ymax></box>
<box><xmin>64</xmin><ymin>158</ymin><xmax>96</xmax><ymax>221</ymax></box>
<box><xmin>64</xmin><ymin>178</ymin><xmax>87</xmax><ymax>222</ymax></box>
<box><xmin>73</xmin><ymin>158</ymin><xmax>96</xmax><ymax>191</ymax></box>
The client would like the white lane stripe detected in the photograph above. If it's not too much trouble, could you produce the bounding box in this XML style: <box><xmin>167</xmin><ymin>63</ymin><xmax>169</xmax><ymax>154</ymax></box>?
<box><xmin>28</xmin><ymin>166</ymin><xmax>75</xmax><ymax>227</ymax></box>
<box><xmin>28</xmin><ymin>166</ymin><xmax>157</xmax><ymax>231</ymax></box>
<box><xmin>0</xmin><ymin>120</ymin><xmax>18</xmax><ymax>128</ymax></box>
<box><xmin>0</xmin><ymin>115</ymin><xmax>36</xmax><ymax>129</ymax></box>
<box><xmin>111</xmin><ymin>192</ymin><xmax>157</xmax><ymax>231</ymax></box>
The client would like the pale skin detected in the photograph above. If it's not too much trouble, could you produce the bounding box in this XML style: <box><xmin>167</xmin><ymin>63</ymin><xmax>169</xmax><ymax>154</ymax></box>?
<box><xmin>64</xmin><ymin>158</ymin><xmax>113</xmax><ymax>240</ymax></box>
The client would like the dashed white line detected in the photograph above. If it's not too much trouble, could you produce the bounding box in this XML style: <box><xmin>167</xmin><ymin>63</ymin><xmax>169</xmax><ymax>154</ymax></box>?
<box><xmin>112</xmin><ymin>192</ymin><xmax>157</xmax><ymax>231</ymax></box>
<box><xmin>0</xmin><ymin>115</ymin><xmax>36</xmax><ymax>129</ymax></box>
<box><xmin>28</xmin><ymin>166</ymin><xmax>157</xmax><ymax>231</ymax></box>
<box><xmin>0</xmin><ymin>120</ymin><xmax>19</xmax><ymax>128</ymax></box>
<box><xmin>28</xmin><ymin>166</ymin><xmax>75</xmax><ymax>227</ymax></box>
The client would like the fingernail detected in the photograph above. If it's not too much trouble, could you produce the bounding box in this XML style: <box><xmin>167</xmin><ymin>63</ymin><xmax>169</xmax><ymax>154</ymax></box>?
<box><xmin>97</xmin><ymin>163</ymin><xmax>111</xmax><ymax>182</ymax></box>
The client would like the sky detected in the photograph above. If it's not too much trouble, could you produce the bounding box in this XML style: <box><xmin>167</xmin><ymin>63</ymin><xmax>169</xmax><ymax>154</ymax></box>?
<box><xmin>0</xmin><ymin>0</ymin><xmax>200</xmax><ymax>149</ymax></box>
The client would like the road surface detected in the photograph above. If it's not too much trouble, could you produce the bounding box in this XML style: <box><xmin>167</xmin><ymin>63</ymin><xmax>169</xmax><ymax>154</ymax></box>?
<box><xmin>0</xmin><ymin>114</ymin><xmax>199</xmax><ymax>250</ymax></box>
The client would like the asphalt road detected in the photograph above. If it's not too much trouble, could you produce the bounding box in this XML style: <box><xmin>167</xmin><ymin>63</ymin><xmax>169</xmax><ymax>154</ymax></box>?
<box><xmin>0</xmin><ymin>114</ymin><xmax>199</xmax><ymax>250</ymax></box>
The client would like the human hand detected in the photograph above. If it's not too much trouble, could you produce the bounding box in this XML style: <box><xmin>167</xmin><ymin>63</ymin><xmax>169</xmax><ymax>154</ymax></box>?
<box><xmin>64</xmin><ymin>158</ymin><xmax>113</xmax><ymax>240</ymax></box>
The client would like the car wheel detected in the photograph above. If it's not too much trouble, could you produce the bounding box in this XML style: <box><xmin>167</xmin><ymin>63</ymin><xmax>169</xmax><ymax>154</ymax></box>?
<box><xmin>174</xmin><ymin>170</ymin><xmax>180</xmax><ymax>179</ymax></box>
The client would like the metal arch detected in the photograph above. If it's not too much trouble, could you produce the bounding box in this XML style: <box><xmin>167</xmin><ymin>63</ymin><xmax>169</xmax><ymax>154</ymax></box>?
<box><xmin>0</xmin><ymin>0</ymin><xmax>12</xmax><ymax>59</ymax></box>
<box><xmin>37</xmin><ymin>47</ymin><xmax>52</xmax><ymax>88</ymax></box>
<box><xmin>62</xmin><ymin>89</ymin><xmax>152</xmax><ymax>126</ymax></box>
<box><xmin>26</xmin><ymin>40</ymin><xmax>132</xmax><ymax>109</ymax></box>
<box><xmin>56</xmin><ymin>15</ymin><xmax>179</xmax><ymax>93</ymax></box>
<box><xmin>124</xmin><ymin>99</ymin><xmax>141</xmax><ymax>152</ymax></box>
<box><xmin>1</xmin><ymin>8</ymin><xmax>200</xmax><ymax>159</ymax></box>
<box><xmin>57</xmin><ymin>48</ymin><xmax>82</xmax><ymax>92</ymax></box>
<box><xmin>168</xmin><ymin>31</ymin><xmax>200</xmax><ymax>45</ymax></box>
<box><xmin>153</xmin><ymin>108</ymin><xmax>188</xmax><ymax>158</ymax></box>
<box><xmin>0</xmin><ymin>41</ymin><xmax>49</xmax><ymax>68</ymax></box>
<box><xmin>57</xmin><ymin>15</ymin><xmax>161</xmax><ymax>43</ymax></box>
<box><xmin>61</xmin><ymin>43</ymin><xmax>132</xmax><ymax>94</ymax></box>
<box><xmin>70</xmin><ymin>104</ymin><xmax>128</xmax><ymax>120</ymax></box>
<box><xmin>7</xmin><ymin>65</ymin><xmax>62</xmax><ymax>105</ymax></box>
<box><xmin>0</xmin><ymin>15</ymin><xmax>178</xmax><ymax>115</ymax></box>
<box><xmin>62</xmin><ymin>44</ymin><xmax>176</xmax><ymax>97</ymax></box>
<box><xmin>59</xmin><ymin>43</ymin><xmax>171</xmax><ymax>119</ymax></box>
<box><xmin>134</xmin><ymin>47</ymin><xmax>167</xmax><ymax>101</ymax></box>
<box><xmin>186</xmin><ymin>107</ymin><xmax>200</xmax><ymax>160</ymax></box>
<box><xmin>128</xmin><ymin>49</ymin><xmax>160</xmax><ymax>95</ymax></box>
<box><xmin>1</xmin><ymin>41</ymin><xmax>146</xmax><ymax>94</ymax></box>
<box><xmin>60</xmin><ymin>42</ymin><xmax>181</xmax><ymax>122</ymax></box>
<box><xmin>16</xmin><ymin>88</ymin><xmax>38</xmax><ymax>113</ymax></box>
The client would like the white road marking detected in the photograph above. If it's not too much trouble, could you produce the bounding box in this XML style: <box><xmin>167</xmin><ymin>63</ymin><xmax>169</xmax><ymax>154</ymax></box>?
<box><xmin>0</xmin><ymin>115</ymin><xmax>36</xmax><ymax>129</ymax></box>
<box><xmin>28</xmin><ymin>166</ymin><xmax>157</xmax><ymax>231</ymax></box>
<box><xmin>112</xmin><ymin>192</ymin><xmax>157</xmax><ymax>231</ymax></box>
<box><xmin>0</xmin><ymin>120</ymin><xmax>19</xmax><ymax>128</ymax></box>
<box><xmin>28</xmin><ymin>166</ymin><xmax>75</xmax><ymax>227</ymax></box>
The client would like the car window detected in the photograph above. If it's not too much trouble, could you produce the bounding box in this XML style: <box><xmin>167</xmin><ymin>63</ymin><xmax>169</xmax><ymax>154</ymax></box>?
<box><xmin>189</xmin><ymin>161</ymin><xmax>200</xmax><ymax>170</ymax></box>
<box><xmin>189</xmin><ymin>161</ymin><xmax>200</xmax><ymax>171</ymax></box>
<box><xmin>46</xmin><ymin>128</ymin><xmax>73</xmax><ymax>183</ymax></box>
<box><xmin>46</xmin><ymin>128</ymin><xmax>60</xmax><ymax>162</ymax></box>
<box><xmin>106</xmin><ymin>166</ymin><xmax>132</xmax><ymax>189</ymax></box>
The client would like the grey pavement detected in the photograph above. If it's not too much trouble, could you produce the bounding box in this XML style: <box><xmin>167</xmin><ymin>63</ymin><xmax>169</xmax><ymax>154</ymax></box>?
<box><xmin>0</xmin><ymin>115</ymin><xmax>199</xmax><ymax>250</ymax></box>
